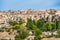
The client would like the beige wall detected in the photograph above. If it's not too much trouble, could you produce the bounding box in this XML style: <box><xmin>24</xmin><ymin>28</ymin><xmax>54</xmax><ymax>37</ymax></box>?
<box><xmin>0</xmin><ymin>9</ymin><xmax>60</xmax><ymax>22</ymax></box>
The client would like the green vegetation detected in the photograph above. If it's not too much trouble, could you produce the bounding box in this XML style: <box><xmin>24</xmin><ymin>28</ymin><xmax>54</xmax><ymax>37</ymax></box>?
<box><xmin>0</xmin><ymin>17</ymin><xmax>60</xmax><ymax>40</ymax></box>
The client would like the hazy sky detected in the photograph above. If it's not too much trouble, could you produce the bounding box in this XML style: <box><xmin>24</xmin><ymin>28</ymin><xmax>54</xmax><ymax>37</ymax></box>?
<box><xmin>0</xmin><ymin>0</ymin><xmax>60</xmax><ymax>11</ymax></box>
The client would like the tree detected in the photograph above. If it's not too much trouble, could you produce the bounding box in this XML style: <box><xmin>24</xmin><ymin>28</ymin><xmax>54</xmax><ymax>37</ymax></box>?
<box><xmin>9</xmin><ymin>21</ymin><xmax>18</xmax><ymax>26</ymax></box>
<box><xmin>57</xmin><ymin>20</ymin><xmax>60</xmax><ymax>30</ymax></box>
<box><xmin>26</xmin><ymin>18</ymin><xmax>34</xmax><ymax>30</ymax></box>
<box><xmin>35</xmin><ymin>36</ymin><xmax>41</xmax><ymax>40</ymax></box>
<box><xmin>42</xmin><ymin>22</ymin><xmax>55</xmax><ymax>31</ymax></box>
<box><xmin>51</xmin><ymin>22</ymin><xmax>56</xmax><ymax>31</ymax></box>
<box><xmin>15</xmin><ymin>29</ymin><xmax>29</xmax><ymax>40</ymax></box>
<box><xmin>37</xmin><ymin>18</ymin><xmax>45</xmax><ymax>30</ymax></box>
<box><xmin>55</xmin><ymin>31</ymin><xmax>60</xmax><ymax>38</ymax></box>
<box><xmin>9</xmin><ymin>17</ymin><xmax>29</xmax><ymax>40</ymax></box>
<box><xmin>32</xmin><ymin>25</ymin><xmax>42</xmax><ymax>40</ymax></box>
<box><xmin>12</xmin><ymin>21</ymin><xmax>29</xmax><ymax>40</ymax></box>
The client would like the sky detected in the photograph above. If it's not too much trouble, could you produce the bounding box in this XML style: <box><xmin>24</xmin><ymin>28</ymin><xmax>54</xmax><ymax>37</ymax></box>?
<box><xmin>0</xmin><ymin>0</ymin><xmax>60</xmax><ymax>11</ymax></box>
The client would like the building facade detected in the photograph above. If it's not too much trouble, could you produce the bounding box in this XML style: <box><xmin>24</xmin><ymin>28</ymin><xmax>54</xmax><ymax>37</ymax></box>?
<box><xmin>0</xmin><ymin>9</ymin><xmax>60</xmax><ymax>27</ymax></box>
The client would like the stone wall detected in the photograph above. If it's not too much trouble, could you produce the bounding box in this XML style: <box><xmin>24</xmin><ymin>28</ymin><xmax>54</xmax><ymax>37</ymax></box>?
<box><xmin>42</xmin><ymin>38</ymin><xmax>60</xmax><ymax>40</ymax></box>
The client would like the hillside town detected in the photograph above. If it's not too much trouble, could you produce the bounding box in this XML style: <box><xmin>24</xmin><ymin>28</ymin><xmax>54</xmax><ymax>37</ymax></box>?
<box><xmin>0</xmin><ymin>9</ymin><xmax>60</xmax><ymax>40</ymax></box>
<box><xmin>0</xmin><ymin>9</ymin><xmax>60</xmax><ymax>27</ymax></box>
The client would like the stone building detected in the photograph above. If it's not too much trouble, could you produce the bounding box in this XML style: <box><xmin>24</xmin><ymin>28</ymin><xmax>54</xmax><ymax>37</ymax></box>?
<box><xmin>0</xmin><ymin>9</ymin><xmax>60</xmax><ymax>27</ymax></box>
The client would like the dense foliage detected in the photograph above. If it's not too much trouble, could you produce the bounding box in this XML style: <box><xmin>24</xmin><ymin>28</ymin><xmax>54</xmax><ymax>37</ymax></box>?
<box><xmin>1</xmin><ymin>17</ymin><xmax>60</xmax><ymax>40</ymax></box>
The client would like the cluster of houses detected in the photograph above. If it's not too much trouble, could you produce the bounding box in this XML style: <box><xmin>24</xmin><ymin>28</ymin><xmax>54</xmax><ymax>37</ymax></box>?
<box><xmin>0</xmin><ymin>9</ymin><xmax>60</xmax><ymax>27</ymax></box>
